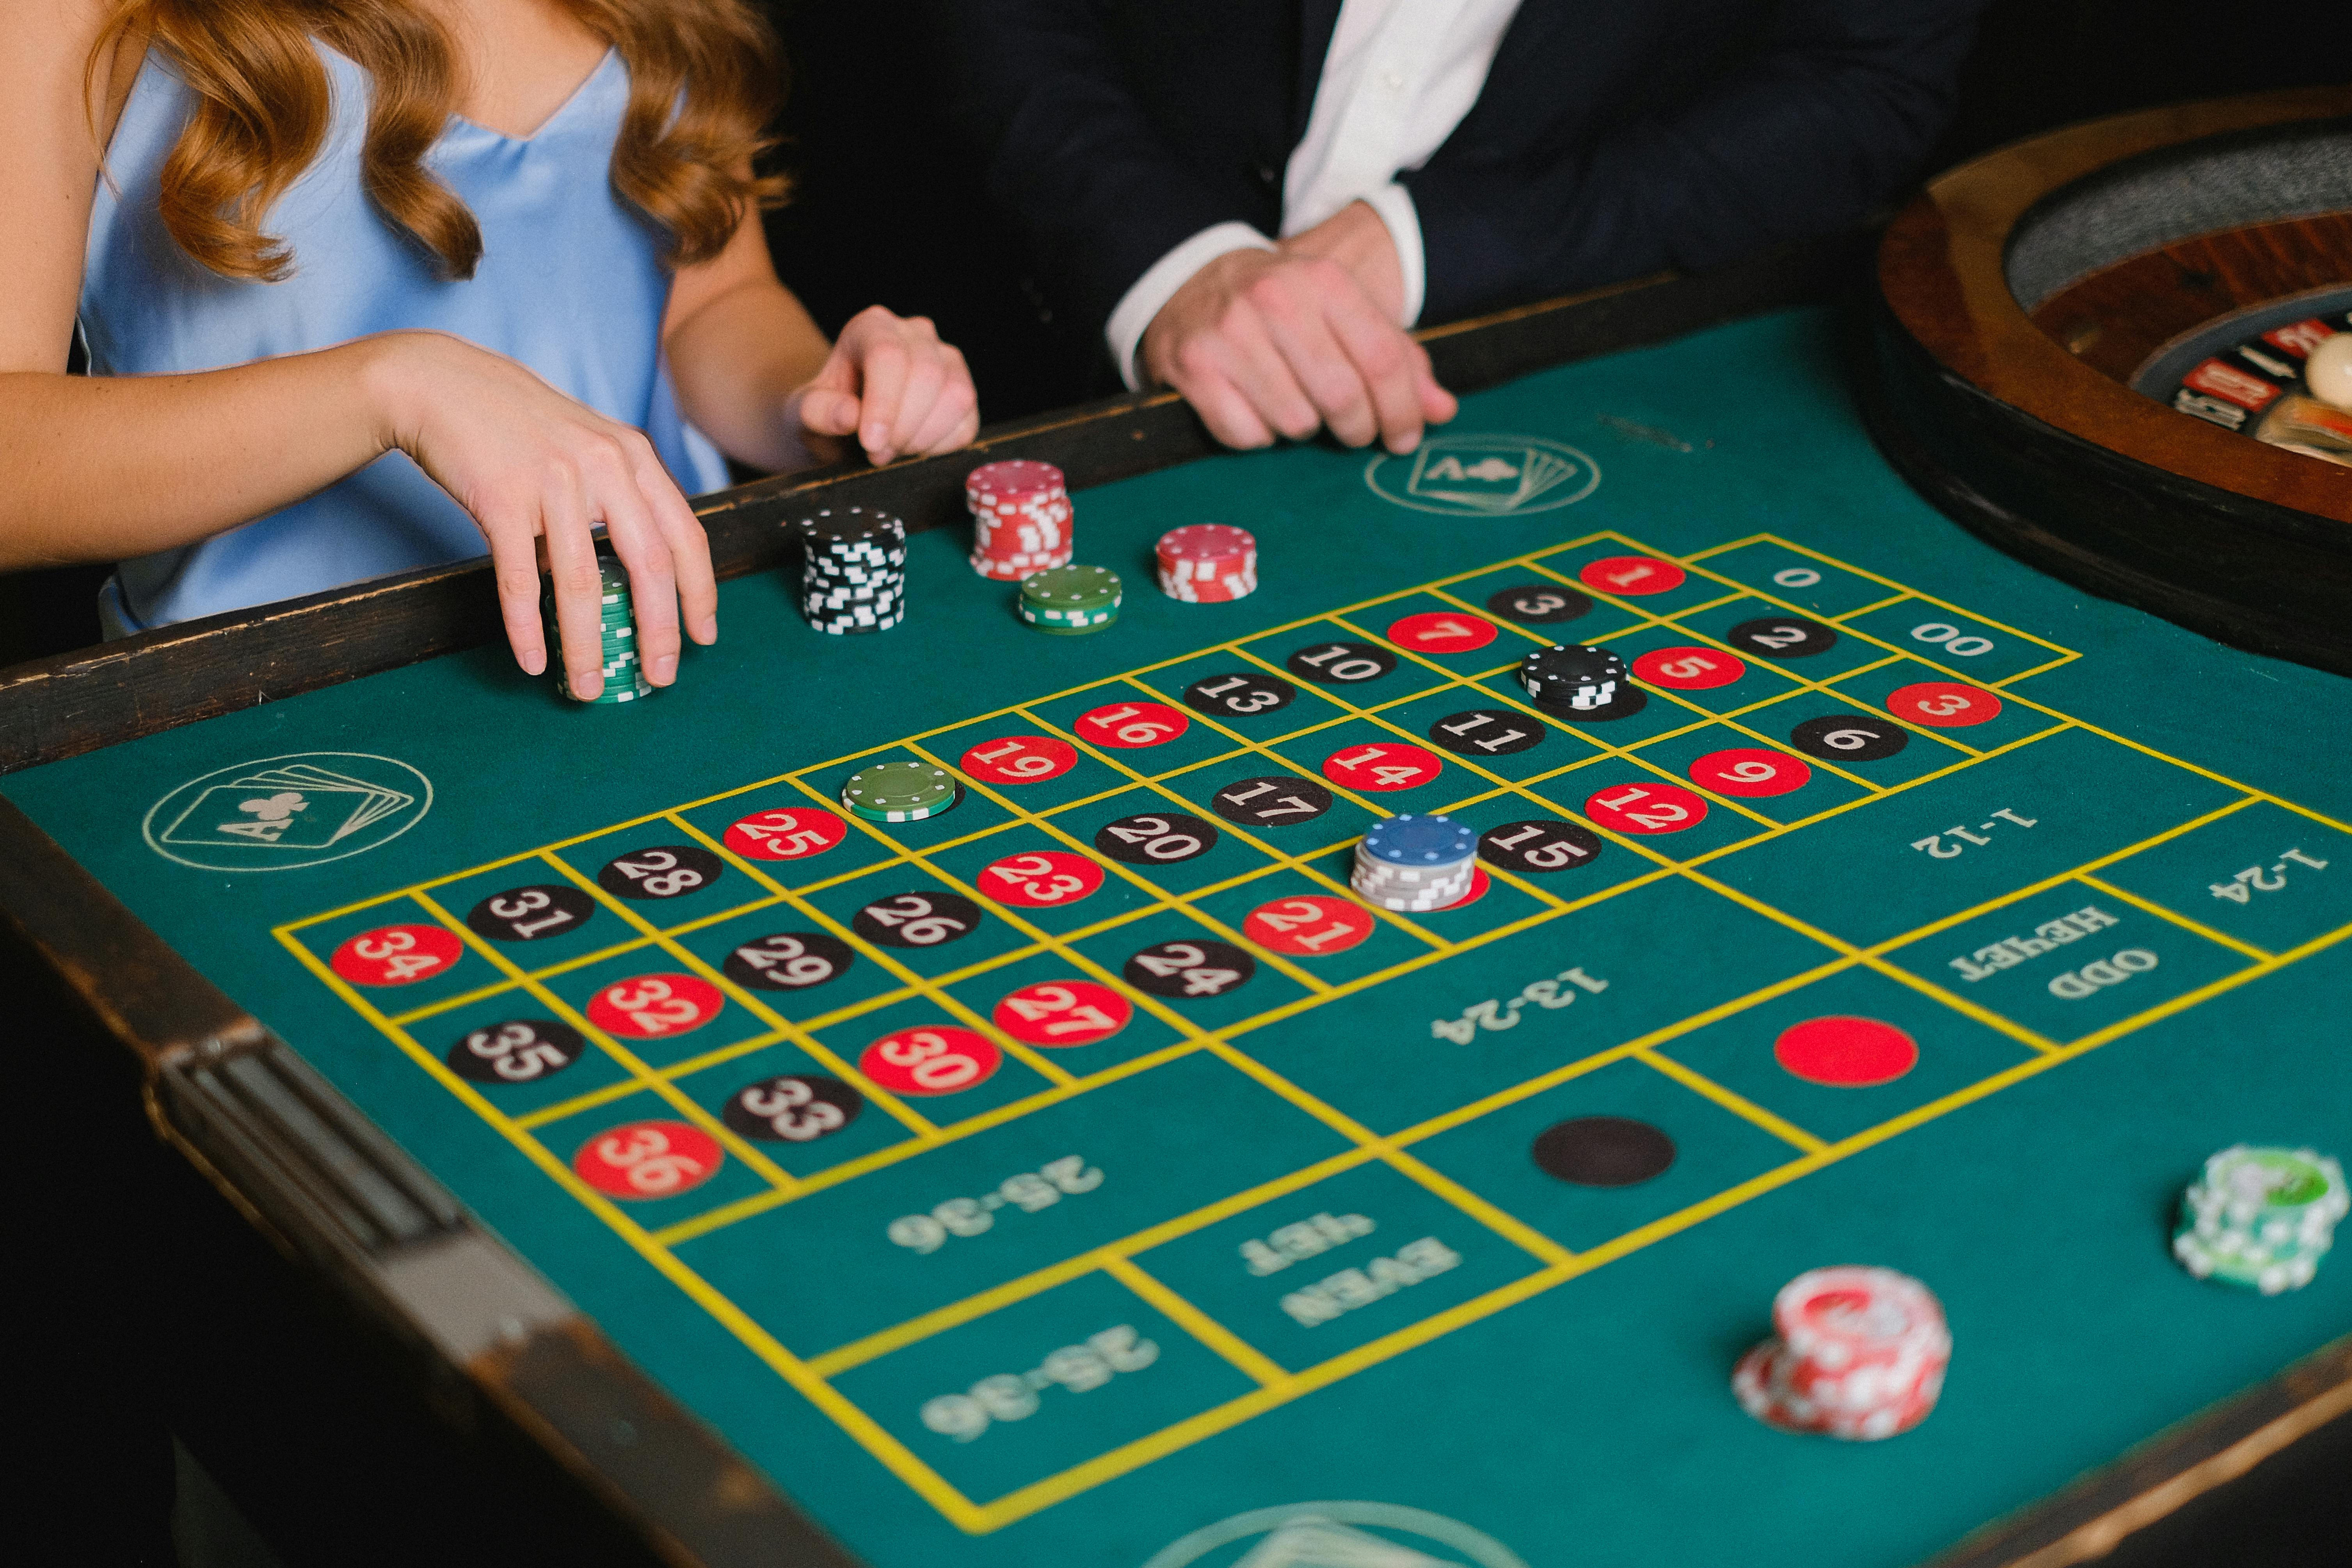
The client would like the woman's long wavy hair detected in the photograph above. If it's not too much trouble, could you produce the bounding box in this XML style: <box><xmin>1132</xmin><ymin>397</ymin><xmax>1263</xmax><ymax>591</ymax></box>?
<box><xmin>91</xmin><ymin>0</ymin><xmax>786</xmax><ymax>281</ymax></box>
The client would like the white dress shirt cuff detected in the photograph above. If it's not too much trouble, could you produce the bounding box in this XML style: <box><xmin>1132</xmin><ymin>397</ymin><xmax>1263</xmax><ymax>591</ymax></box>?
<box><xmin>1360</xmin><ymin>182</ymin><xmax>1427</xmax><ymax>328</ymax></box>
<box><xmin>1105</xmin><ymin>222</ymin><xmax>1279</xmax><ymax>391</ymax></box>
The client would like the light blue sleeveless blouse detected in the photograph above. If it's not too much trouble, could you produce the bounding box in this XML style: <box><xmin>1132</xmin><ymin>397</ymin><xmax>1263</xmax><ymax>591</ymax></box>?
<box><xmin>83</xmin><ymin>43</ymin><xmax>729</xmax><ymax>633</ymax></box>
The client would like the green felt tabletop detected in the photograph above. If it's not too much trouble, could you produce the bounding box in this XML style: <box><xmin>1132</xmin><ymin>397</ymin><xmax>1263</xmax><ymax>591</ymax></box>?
<box><xmin>11</xmin><ymin>308</ymin><xmax>2352</xmax><ymax>1568</ymax></box>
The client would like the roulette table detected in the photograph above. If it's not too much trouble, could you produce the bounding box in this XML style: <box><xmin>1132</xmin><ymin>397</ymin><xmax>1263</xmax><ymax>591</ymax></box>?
<box><xmin>7</xmin><ymin>254</ymin><xmax>2352</xmax><ymax>1568</ymax></box>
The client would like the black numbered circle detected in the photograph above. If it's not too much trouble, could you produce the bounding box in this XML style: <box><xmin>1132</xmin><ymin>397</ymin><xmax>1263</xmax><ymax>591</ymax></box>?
<box><xmin>597</xmin><ymin>844</ymin><xmax>724</xmax><ymax>901</ymax></box>
<box><xmin>1095</xmin><ymin>812</ymin><xmax>1220</xmax><ymax>864</ymax></box>
<box><xmin>1286</xmin><ymin>640</ymin><xmax>1397</xmax><ymax>684</ymax></box>
<box><xmin>1184</xmin><ymin>672</ymin><xmax>1296</xmax><ymax>719</ymax></box>
<box><xmin>1788</xmin><ymin>713</ymin><xmax>1909</xmax><ymax>761</ymax></box>
<box><xmin>446</xmin><ymin>1019</ymin><xmax>584</xmax><ymax>1084</ymax></box>
<box><xmin>1486</xmin><ymin>584</ymin><xmax>1591</xmax><ymax>625</ymax></box>
<box><xmin>1533</xmin><ymin>1116</ymin><xmax>1676</xmax><ymax>1187</ymax></box>
<box><xmin>466</xmin><ymin>884</ymin><xmax>596</xmax><ymax>942</ymax></box>
<box><xmin>722</xmin><ymin>1074</ymin><xmax>863</xmax><ymax>1143</ymax></box>
<box><xmin>1211</xmin><ymin>775</ymin><xmax>1333</xmax><ymax>827</ymax></box>
<box><xmin>1427</xmin><ymin>709</ymin><xmax>1548</xmax><ymax>757</ymax></box>
<box><xmin>723</xmin><ymin>931</ymin><xmax>855</xmax><ymax>991</ymax></box>
<box><xmin>852</xmin><ymin>891</ymin><xmax>983</xmax><ymax>948</ymax></box>
<box><xmin>1479</xmin><ymin>819</ymin><xmax>1605</xmax><ymax>873</ymax></box>
<box><xmin>1725</xmin><ymin>615</ymin><xmax>1838</xmax><ymax>659</ymax></box>
<box><xmin>1124</xmin><ymin>938</ymin><xmax>1257</xmax><ymax>998</ymax></box>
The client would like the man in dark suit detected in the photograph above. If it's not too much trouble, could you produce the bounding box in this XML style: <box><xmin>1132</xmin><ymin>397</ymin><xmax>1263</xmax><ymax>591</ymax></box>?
<box><xmin>932</xmin><ymin>0</ymin><xmax>1986</xmax><ymax>450</ymax></box>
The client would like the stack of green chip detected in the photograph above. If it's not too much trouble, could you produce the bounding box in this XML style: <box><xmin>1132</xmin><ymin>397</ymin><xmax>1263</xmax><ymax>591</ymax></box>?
<box><xmin>545</xmin><ymin>556</ymin><xmax>652</xmax><ymax>704</ymax></box>
<box><xmin>1018</xmin><ymin>564</ymin><xmax>1121</xmax><ymax>634</ymax></box>
<box><xmin>2173</xmin><ymin>1144</ymin><xmax>2349</xmax><ymax>1294</ymax></box>
<box><xmin>841</xmin><ymin>760</ymin><xmax>960</xmax><ymax>823</ymax></box>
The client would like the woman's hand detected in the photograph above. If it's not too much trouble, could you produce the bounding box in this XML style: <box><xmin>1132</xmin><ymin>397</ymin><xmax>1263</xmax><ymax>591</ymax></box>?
<box><xmin>786</xmin><ymin>306</ymin><xmax>980</xmax><ymax>468</ymax></box>
<box><xmin>365</xmin><ymin>331</ymin><xmax>717</xmax><ymax>701</ymax></box>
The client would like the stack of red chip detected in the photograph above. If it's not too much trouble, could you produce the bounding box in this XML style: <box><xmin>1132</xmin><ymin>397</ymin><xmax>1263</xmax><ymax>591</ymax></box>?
<box><xmin>1156</xmin><ymin>524</ymin><xmax>1257</xmax><ymax>602</ymax></box>
<box><xmin>965</xmin><ymin>460</ymin><xmax>1073</xmax><ymax>581</ymax></box>
<box><xmin>1732</xmin><ymin>1266</ymin><xmax>1949</xmax><ymax>1441</ymax></box>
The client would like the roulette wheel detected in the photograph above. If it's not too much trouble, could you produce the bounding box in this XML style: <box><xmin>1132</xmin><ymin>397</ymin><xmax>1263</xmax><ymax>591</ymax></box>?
<box><xmin>1870</xmin><ymin>87</ymin><xmax>2352</xmax><ymax>675</ymax></box>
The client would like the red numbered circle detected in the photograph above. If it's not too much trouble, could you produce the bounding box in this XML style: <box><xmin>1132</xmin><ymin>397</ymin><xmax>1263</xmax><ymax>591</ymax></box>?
<box><xmin>725</xmin><ymin>807</ymin><xmax>848</xmax><ymax>861</ymax></box>
<box><xmin>1385</xmin><ymin>611</ymin><xmax>1498</xmax><ymax>653</ymax></box>
<box><xmin>1634</xmin><ymin>646</ymin><xmax>1747</xmax><ymax>690</ymax></box>
<box><xmin>860</xmin><ymin>1026</ymin><xmax>1003</xmax><ymax>1095</ymax></box>
<box><xmin>978</xmin><ymin>849</ymin><xmax>1105</xmax><ymax>908</ymax></box>
<box><xmin>1244</xmin><ymin>894</ymin><xmax>1376</xmax><ymax>955</ymax></box>
<box><xmin>1774</xmin><ymin>1016</ymin><xmax>1918</xmax><ymax>1086</ymax></box>
<box><xmin>1689</xmin><ymin>747</ymin><xmax>1812</xmax><ymax>798</ymax></box>
<box><xmin>573</xmin><ymin>1120</ymin><xmax>724</xmax><ymax>1200</ymax></box>
<box><xmin>1074</xmin><ymin>701</ymin><xmax>1191</xmax><ymax>749</ymax></box>
<box><xmin>587</xmin><ymin>973</ymin><xmax>726</xmax><ymax>1039</ymax></box>
<box><xmin>1584</xmin><ymin>781</ymin><xmax>1710</xmax><ymax>835</ymax></box>
<box><xmin>960</xmin><ymin>734</ymin><xmax>1077</xmax><ymax>784</ymax></box>
<box><xmin>1322</xmin><ymin>741</ymin><xmax>1444</xmax><ymax>791</ymax></box>
<box><xmin>992</xmin><ymin>980</ymin><xmax>1132</xmax><ymax>1047</ymax></box>
<box><xmin>1579</xmin><ymin>555</ymin><xmax>1686</xmax><ymax>596</ymax></box>
<box><xmin>1886</xmin><ymin>681</ymin><xmax>2003</xmax><ymax>728</ymax></box>
<box><xmin>331</xmin><ymin>924</ymin><xmax>463</xmax><ymax>987</ymax></box>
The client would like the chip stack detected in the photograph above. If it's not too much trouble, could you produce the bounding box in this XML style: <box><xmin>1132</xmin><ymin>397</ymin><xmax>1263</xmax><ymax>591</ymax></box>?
<box><xmin>1019</xmin><ymin>565</ymin><xmax>1121</xmax><ymax>634</ymax></box>
<box><xmin>544</xmin><ymin>556</ymin><xmax>652</xmax><ymax>704</ymax></box>
<box><xmin>1156</xmin><ymin>524</ymin><xmax>1257</xmax><ymax>602</ymax></box>
<box><xmin>2173</xmin><ymin>1145</ymin><xmax>2349</xmax><ymax>1294</ymax></box>
<box><xmin>1352</xmin><ymin>814</ymin><xmax>1477</xmax><ymax>911</ymax></box>
<box><xmin>1520</xmin><ymin>644</ymin><xmax>1628</xmax><ymax>711</ymax></box>
<box><xmin>1733</xmin><ymin>1266</ymin><xmax>1950</xmax><ymax>1442</ymax></box>
<box><xmin>966</xmin><ymin>460</ymin><xmax>1072</xmax><ymax>580</ymax></box>
<box><xmin>796</xmin><ymin>507</ymin><xmax>906</xmax><ymax>634</ymax></box>
<box><xmin>840</xmin><ymin>761</ymin><xmax>960</xmax><ymax>823</ymax></box>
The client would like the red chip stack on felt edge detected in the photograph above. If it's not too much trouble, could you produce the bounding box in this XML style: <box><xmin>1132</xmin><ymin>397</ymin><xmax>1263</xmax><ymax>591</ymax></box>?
<box><xmin>1157</xmin><ymin>524</ymin><xmax>1257</xmax><ymax>602</ymax></box>
<box><xmin>966</xmin><ymin>460</ymin><xmax>1073</xmax><ymax>581</ymax></box>
<box><xmin>1732</xmin><ymin>1266</ymin><xmax>1950</xmax><ymax>1441</ymax></box>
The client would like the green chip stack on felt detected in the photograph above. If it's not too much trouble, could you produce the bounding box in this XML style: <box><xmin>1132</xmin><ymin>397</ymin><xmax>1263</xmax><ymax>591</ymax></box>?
<box><xmin>544</xmin><ymin>556</ymin><xmax>652</xmax><ymax>705</ymax></box>
<box><xmin>2173</xmin><ymin>1144</ymin><xmax>2349</xmax><ymax>1294</ymax></box>
<box><xmin>1018</xmin><ymin>564</ymin><xmax>1121</xmax><ymax>634</ymax></box>
<box><xmin>841</xmin><ymin>760</ymin><xmax>961</xmax><ymax>823</ymax></box>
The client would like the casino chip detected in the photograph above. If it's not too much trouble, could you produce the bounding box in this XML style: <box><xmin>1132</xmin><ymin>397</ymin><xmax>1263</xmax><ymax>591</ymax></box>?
<box><xmin>1184</xmin><ymin>672</ymin><xmax>1295</xmax><ymax>718</ymax></box>
<box><xmin>1486</xmin><ymin>583</ymin><xmax>1591</xmax><ymax>625</ymax></box>
<box><xmin>1788</xmin><ymin>714</ymin><xmax>1908</xmax><ymax>761</ymax></box>
<box><xmin>1532</xmin><ymin>1116</ymin><xmax>1675</xmax><ymax>1186</ymax></box>
<box><xmin>966</xmin><ymin>460</ymin><xmax>1074</xmax><ymax>581</ymax></box>
<box><xmin>1351</xmin><ymin>813</ymin><xmax>1478</xmax><ymax>911</ymax></box>
<box><xmin>597</xmin><ymin>844</ymin><xmax>723</xmax><ymax>901</ymax></box>
<box><xmin>1157</xmin><ymin>524</ymin><xmax>1257</xmax><ymax>602</ymax></box>
<box><xmin>841</xmin><ymin>761</ymin><xmax>961</xmax><ymax>822</ymax></box>
<box><xmin>1426</xmin><ymin>709</ymin><xmax>1546</xmax><ymax>757</ymax></box>
<box><xmin>1726</xmin><ymin>615</ymin><xmax>1838</xmax><ymax>659</ymax></box>
<box><xmin>1734</xmin><ymin>1267</ymin><xmax>1950</xmax><ymax>1441</ymax></box>
<box><xmin>1019</xmin><ymin>564</ymin><xmax>1122</xmax><ymax>634</ymax></box>
<box><xmin>544</xmin><ymin>555</ymin><xmax>652</xmax><ymax>704</ymax></box>
<box><xmin>1211</xmin><ymin>775</ymin><xmax>1333</xmax><ymax>827</ymax></box>
<box><xmin>1123</xmin><ymin>938</ymin><xmax>1255</xmax><ymax>997</ymax></box>
<box><xmin>2174</xmin><ymin>1145</ymin><xmax>2348</xmax><ymax>1294</ymax></box>
<box><xmin>446</xmin><ymin>1019</ymin><xmax>584</xmax><ymax>1084</ymax></box>
<box><xmin>852</xmin><ymin>891</ymin><xmax>982</xmax><ymax>949</ymax></box>
<box><xmin>1519</xmin><ymin>643</ymin><xmax>1627</xmax><ymax>711</ymax></box>
<box><xmin>467</xmin><ymin>884</ymin><xmax>596</xmax><ymax>942</ymax></box>
<box><xmin>1095</xmin><ymin>812</ymin><xmax>1218</xmax><ymax>864</ymax></box>
<box><xmin>722</xmin><ymin>932</ymin><xmax>854</xmax><ymax>991</ymax></box>
<box><xmin>796</xmin><ymin>507</ymin><xmax>907</xmax><ymax>635</ymax></box>
<box><xmin>722</xmin><ymin>1074</ymin><xmax>862</xmax><ymax>1143</ymax></box>
<box><xmin>1478</xmin><ymin>819</ymin><xmax>1603</xmax><ymax>873</ymax></box>
<box><xmin>1287</xmin><ymin>641</ymin><xmax>1396</xmax><ymax>683</ymax></box>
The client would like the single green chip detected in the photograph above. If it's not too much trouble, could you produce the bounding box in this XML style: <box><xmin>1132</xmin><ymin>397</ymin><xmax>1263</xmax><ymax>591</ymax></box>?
<box><xmin>1021</xmin><ymin>565</ymin><xmax>1122</xmax><ymax>609</ymax></box>
<box><xmin>841</xmin><ymin>761</ymin><xmax>958</xmax><ymax>816</ymax></box>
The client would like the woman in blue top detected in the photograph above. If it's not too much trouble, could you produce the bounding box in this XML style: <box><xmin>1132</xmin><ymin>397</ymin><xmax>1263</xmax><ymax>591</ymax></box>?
<box><xmin>4</xmin><ymin>0</ymin><xmax>979</xmax><ymax>699</ymax></box>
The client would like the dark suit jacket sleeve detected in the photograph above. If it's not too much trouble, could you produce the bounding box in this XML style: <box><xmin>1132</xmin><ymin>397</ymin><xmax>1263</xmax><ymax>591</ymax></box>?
<box><xmin>927</xmin><ymin>0</ymin><xmax>1278</xmax><ymax>350</ymax></box>
<box><xmin>1403</xmin><ymin>0</ymin><xmax>1987</xmax><ymax>324</ymax></box>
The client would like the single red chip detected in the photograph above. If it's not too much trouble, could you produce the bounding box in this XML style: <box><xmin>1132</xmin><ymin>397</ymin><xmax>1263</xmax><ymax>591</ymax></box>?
<box><xmin>1886</xmin><ymin>681</ymin><xmax>2002</xmax><ymax>728</ymax></box>
<box><xmin>860</xmin><ymin>1026</ymin><xmax>1003</xmax><ymax>1095</ymax></box>
<box><xmin>331</xmin><ymin>923</ymin><xmax>464</xmax><ymax>987</ymax></box>
<box><xmin>1245</xmin><ymin>894</ymin><xmax>1376</xmax><ymax>955</ymax></box>
<box><xmin>977</xmin><ymin>849</ymin><xmax>1105</xmax><ymax>908</ymax></box>
<box><xmin>992</xmin><ymin>980</ymin><xmax>1132</xmax><ymax>1047</ymax></box>
<box><xmin>1584</xmin><ymin>780</ymin><xmax>1710</xmax><ymax>835</ymax></box>
<box><xmin>1385</xmin><ymin>611</ymin><xmax>1498</xmax><ymax>653</ymax></box>
<box><xmin>573</xmin><ymin>1120</ymin><xmax>725</xmax><ymax>1200</ymax></box>
<box><xmin>1774</xmin><ymin>1016</ymin><xmax>1919</xmax><ymax>1086</ymax></box>
<box><xmin>1579</xmin><ymin>555</ymin><xmax>1686</xmax><ymax>596</ymax></box>
<box><xmin>1074</xmin><ymin>701</ymin><xmax>1190</xmax><ymax>749</ymax></box>
<box><xmin>1634</xmin><ymin>646</ymin><xmax>1747</xmax><ymax>690</ymax></box>
<box><xmin>724</xmin><ymin>806</ymin><xmax>848</xmax><ymax>861</ymax></box>
<box><xmin>960</xmin><ymin>734</ymin><xmax>1078</xmax><ymax>784</ymax></box>
<box><xmin>587</xmin><ymin>973</ymin><xmax>725</xmax><ymax>1039</ymax></box>
<box><xmin>1322</xmin><ymin>741</ymin><xmax>1444</xmax><ymax>791</ymax></box>
<box><xmin>1688</xmin><ymin>747</ymin><xmax>1812</xmax><ymax>798</ymax></box>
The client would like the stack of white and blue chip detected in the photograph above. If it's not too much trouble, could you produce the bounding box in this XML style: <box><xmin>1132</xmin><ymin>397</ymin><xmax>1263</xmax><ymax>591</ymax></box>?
<box><xmin>796</xmin><ymin>506</ymin><xmax>907</xmax><ymax>634</ymax></box>
<box><xmin>544</xmin><ymin>555</ymin><xmax>652</xmax><ymax>704</ymax></box>
<box><xmin>1353</xmin><ymin>813</ymin><xmax>1477</xmax><ymax>911</ymax></box>
<box><xmin>1520</xmin><ymin>643</ymin><xmax>1627</xmax><ymax>711</ymax></box>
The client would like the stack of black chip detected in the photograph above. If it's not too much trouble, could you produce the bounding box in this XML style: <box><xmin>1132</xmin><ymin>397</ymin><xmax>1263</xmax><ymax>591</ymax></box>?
<box><xmin>796</xmin><ymin>507</ymin><xmax>906</xmax><ymax>635</ymax></box>
<box><xmin>1519</xmin><ymin>643</ymin><xmax>1627</xmax><ymax>710</ymax></box>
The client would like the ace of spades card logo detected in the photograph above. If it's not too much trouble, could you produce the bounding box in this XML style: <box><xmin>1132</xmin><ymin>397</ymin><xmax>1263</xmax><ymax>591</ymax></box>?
<box><xmin>1363</xmin><ymin>432</ymin><xmax>1600</xmax><ymax>516</ymax></box>
<box><xmin>143</xmin><ymin>752</ymin><xmax>434</xmax><ymax>871</ymax></box>
<box><xmin>1143</xmin><ymin>1503</ymin><xmax>1526</xmax><ymax>1568</ymax></box>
